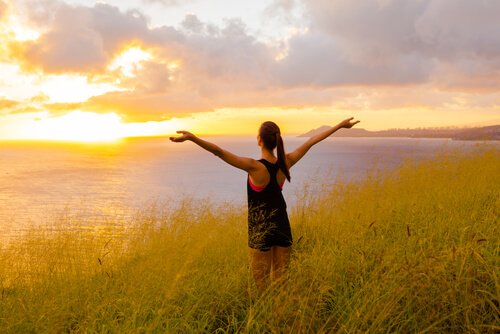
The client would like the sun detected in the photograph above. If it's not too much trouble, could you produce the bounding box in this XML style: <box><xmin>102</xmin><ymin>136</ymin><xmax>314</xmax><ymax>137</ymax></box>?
<box><xmin>28</xmin><ymin>111</ymin><xmax>125</xmax><ymax>143</ymax></box>
<box><xmin>3</xmin><ymin>110</ymin><xmax>188</xmax><ymax>143</ymax></box>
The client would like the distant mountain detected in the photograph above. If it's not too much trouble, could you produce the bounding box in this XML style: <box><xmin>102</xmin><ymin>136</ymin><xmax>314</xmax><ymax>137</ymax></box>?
<box><xmin>453</xmin><ymin>125</ymin><xmax>500</xmax><ymax>140</ymax></box>
<box><xmin>299</xmin><ymin>125</ymin><xmax>500</xmax><ymax>141</ymax></box>
<box><xmin>299</xmin><ymin>126</ymin><xmax>372</xmax><ymax>137</ymax></box>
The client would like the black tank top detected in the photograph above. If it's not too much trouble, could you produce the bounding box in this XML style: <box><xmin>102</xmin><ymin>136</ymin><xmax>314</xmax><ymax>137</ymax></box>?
<box><xmin>247</xmin><ymin>159</ymin><xmax>288</xmax><ymax>225</ymax></box>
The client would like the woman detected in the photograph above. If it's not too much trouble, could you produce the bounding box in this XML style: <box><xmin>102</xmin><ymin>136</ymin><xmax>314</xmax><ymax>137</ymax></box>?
<box><xmin>170</xmin><ymin>117</ymin><xmax>360</xmax><ymax>290</ymax></box>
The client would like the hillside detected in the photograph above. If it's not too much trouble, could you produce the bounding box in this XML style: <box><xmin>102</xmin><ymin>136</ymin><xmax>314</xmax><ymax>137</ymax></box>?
<box><xmin>0</xmin><ymin>147</ymin><xmax>498</xmax><ymax>333</ymax></box>
<box><xmin>300</xmin><ymin>125</ymin><xmax>500</xmax><ymax>140</ymax></box>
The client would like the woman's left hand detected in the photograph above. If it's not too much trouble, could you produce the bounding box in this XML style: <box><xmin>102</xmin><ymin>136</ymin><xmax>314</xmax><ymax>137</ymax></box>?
<box><xmin>169</xmin><ymin>130</ymin><xmax>195</xmax><ymax>142</ymax></box>
<box><xmin>339</xmin><ymin>117</ymin><xmax>360</xmax><ymax>129</ymax></box>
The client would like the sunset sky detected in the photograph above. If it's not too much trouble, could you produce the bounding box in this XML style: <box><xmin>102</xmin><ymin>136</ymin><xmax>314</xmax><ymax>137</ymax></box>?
<box><xmin>0</xmin><ymin>0</ymin><xmax>499</xmax><ymax>141</ymax></box>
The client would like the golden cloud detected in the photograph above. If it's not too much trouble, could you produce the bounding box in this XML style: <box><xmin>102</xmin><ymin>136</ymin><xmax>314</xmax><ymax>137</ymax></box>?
<box><xmin>1</xmin><ymin>0</ymin><xmax>499</xmax><ymax>124</ymax></box>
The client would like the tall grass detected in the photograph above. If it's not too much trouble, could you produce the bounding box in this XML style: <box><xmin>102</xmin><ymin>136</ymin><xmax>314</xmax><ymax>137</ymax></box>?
<box><xmin>1</xmin><ymin>147</ymin><xmax>498</xmax><ymax>333</ymax></box>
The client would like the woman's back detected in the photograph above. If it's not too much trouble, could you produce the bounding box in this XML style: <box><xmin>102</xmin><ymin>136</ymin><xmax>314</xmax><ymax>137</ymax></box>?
<box><xmin>247</xmin><ymin>159</ymin><xmax>291</xmax><ymax>252</ymax></box>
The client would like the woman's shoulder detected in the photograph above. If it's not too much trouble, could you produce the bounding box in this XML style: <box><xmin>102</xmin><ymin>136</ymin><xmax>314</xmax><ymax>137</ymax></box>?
<box><xmin>259</xmin><ymin>158</ymin><xmax>278</xmax><ymax>165</ymax></box>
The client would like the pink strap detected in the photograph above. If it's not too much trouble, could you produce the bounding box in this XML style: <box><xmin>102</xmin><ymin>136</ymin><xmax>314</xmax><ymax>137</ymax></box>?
<box><xmin>248</xmin><ymin>175</ymin><xmax>284</xmax><ymax>192</ymax></box>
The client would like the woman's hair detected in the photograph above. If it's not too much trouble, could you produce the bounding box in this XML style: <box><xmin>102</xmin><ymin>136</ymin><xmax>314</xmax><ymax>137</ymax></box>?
<box><xmin>259</xmin><ymin>121</ymin><xmax>291</xmax><ymax>182</ymax></box>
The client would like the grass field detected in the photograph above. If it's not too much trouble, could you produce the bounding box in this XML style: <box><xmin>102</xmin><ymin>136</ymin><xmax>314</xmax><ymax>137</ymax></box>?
<box><xmin>1</xmin><ymin>146</ymin><xmax>499</xmax><ymax>333</ymax></box>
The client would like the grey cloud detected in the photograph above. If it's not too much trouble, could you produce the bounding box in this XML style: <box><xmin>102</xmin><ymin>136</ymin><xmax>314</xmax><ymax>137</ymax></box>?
<box><xmin>22</xmin><ymin>1</ymin><xmax>499</xmax><ymax>87</ymax></box>
<box><xmin>25</xmin><ymin>21</ymin><xmax>107</xmax><ymax>72</ymax></box>
<box><xmin>14</xmin><ymin>2</ymin><xmax>281</xmax><ymax>116</ymax></box>
<box><xmin>10</xmin><ymin>0</ymin><xmax>500</xmax><ymax>119</ymax></box>
<box><xmin>181</xmin><ymin>14</ymin><xmax>204</xmax><ymax>34</ymax></box>
<box><xmin>430</xmin><ymin>57</ymin><xmax>500</xmax><ymax>91</ymax></box>
<box><xmin>270</xmin><ymin>0</ymin><xmax>296</xmax><ymax>12</ymax></box>
<box><xmin>16</xmin><ymin>2</ymin><xmax>275</xmax><ymax>83</ymax></box>
<box><xmin>13</xmin><ymin>0</ymin><xmax>62</xmax><ymax>27</ymax></box>
<box><xmin>124</xmin><ymin>61</ymin><xmax>174</xmax><ymax>93</ymax></box>
<box><xmin>275</xmin><ymin>30</ymin><xmax>431</xmax><ymax>87</ymax></box>
<box><xmin>275</xmin><ymin>0</ymin><xmax>433</xmax><ymax>86</ymax></box>
<box><xmin>19</xmin><ymin>2</ymin><xmax>182</xmax><ymax>72</ymax></box>
<box><xmin>306</xmin><ymin>0</ymin><xmax>428</xmax><ymax>60</ymax></box>
<box><xmin>141</xmin><ymin>0</ymin><xmax>194</xmax><ymax>5</ymax></box>
<box><xmin>282</xmin><ymin>0</ymin><xmax>500</xmax><ymax>88</ymax></box>
<box><xmin>415</xmin><ymin>0</ymin><xmax>500</xmax><ymax>60</ymax></box>
<box><xmin>414</xmin><ymin>0</ymin><xmax>500</xmax><ymax>89</ymax></box>
<box><xmin>181</xmin><ymin>18</ymin><xmax>273</xmax><ymax>84</ymax></box>
<box><xmin>264</xmin><ymin>0</ymin><xmax>297</xmax><ymax>21</ymax></box>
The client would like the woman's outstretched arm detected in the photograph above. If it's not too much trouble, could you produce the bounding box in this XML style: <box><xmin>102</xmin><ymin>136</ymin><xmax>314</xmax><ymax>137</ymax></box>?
<box><xmin>286</xmin><ymin>117</ymin><xmax>360</xmax><ymax>168</ymax></box>
<box><xmin>170</xmin><ymin>131</ymin><xmax>260</xmax><ymax>172</ymax></box>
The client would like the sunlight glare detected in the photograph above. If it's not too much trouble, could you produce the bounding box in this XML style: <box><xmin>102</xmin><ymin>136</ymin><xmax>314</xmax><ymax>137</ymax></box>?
<box><xmin>10</xmin><ymin>21</ymin><xmax>40</xmax><ymax>41</ymax></box>
<box><xmin>121</xmin><ymin>118</ymin><xmax>186</xmax><ymax>137</ymax></box>
<box><xmin>108</xmin><ymin>46</ymin><xmax>153</xmax><ymax>77</ymax></box>
<box><xmin>40</xmin><ymin>75</ymin><xmax>121</xmax><ymax>103</ymax></box>
<box><xmin>1</xmin><ymin>11</ymin><xmax>41</xmax><ymax>41</ymax></box>
<box><xmin>29</xmin><ymin>111</ymin><xmax>124</xmax><ymax>142</ymax></box>
<box><xmin>6</xmin><ymin>111</ymin><xmax>186</xmax><ymax>142</ymax></box>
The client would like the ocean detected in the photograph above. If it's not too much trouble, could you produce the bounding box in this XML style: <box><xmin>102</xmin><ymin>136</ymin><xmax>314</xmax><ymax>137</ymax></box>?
<box><xmin>0</xmin><ymin>136</ymin><xmax>488</xmax><ymax>238</ymax></box>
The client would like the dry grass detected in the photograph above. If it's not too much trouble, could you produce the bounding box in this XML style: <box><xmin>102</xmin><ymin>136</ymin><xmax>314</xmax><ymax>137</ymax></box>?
<box><xmin>0</xmin><ymin>146</ymin><xmax>498</xmax><ymax>333</ymax></box>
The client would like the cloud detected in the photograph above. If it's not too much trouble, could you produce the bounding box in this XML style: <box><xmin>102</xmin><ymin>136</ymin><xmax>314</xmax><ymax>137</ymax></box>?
<box><xmin>22</xmin><ymin>25</ymin><xmax>107</xmax><ymax>73</ymax></box>
<box><xmin>178</xmin><ymin>18</ymin><xmax>275</xmax><ymax>88</ymax></box>
<box><xmin>181</xmin><ymin>14</ymin><xmax>204</xmax><ymax>34</ymax></box>
<box><xmin>414</xmin><ymin>0</ymin><xmax>500</xmax><ymax>60</ymax></box>
<box><xmin>264</xmin><ymin>0</ymin><xmax>299</xmax><ymax>23</ymax></box>
<box><xmin>11</xmin><ymin>2</ymin><xmax>185</xmax><ymax>73</ymax></box>
<box><xmin>141</xmin><ymin>0</ymin><xmax>194</xmax><ymax>5</ymax></box>
<box><xmin>15</xmin><ymin>1</ymin><xmax>500</xmax><ymax>85</ymax></box>
<box><xmin>4</xmin><ymin>0</ymin><xmax>500</xmax><ymax>122</ymax></box>
<box><xmin>0</xmin><ymin>98</ymin><xmax>19</xmax><ymax>110</ymax></box>
<box><xmin>278</xmin><ymin>0</ymin><xmax>500</xmax><ymax>89</ymax></box>
<box><xmin>304</xmin><ymin>0</ymin><xmax>428</xmax><ymax>59</ymax></box>
<box><xmin>275</xmin><ymin>30</ymin><xmax>431</xmax><ymax>87</ymax></box>
<box><xmin>0</xmin><ymin>2</ymin><xmax>10</xmax><ymax>62</ymax></box>
<box><xmin>126</xmin><ymin>61</ymin><xmax>174</xmax><ymax>94</ymax></box>
<box><xmin>0</xmin><ymin>97</ymin><xmax>43</xmax><ymax>116</ymax></box>
<box><xmin>0</xmin><ymin>1</ymin><xmax>8</xmax><ymax>22</ymax></box>
<box><xmin>42</xmin><ymin>101</ymin><xmax>83</xmax><ymax>114</ymax></box>
<box><xmin>414</xmin><ymin>0</ymin><xmax>500</xmax><ymax>90</ymax></box>
<box><xmin>6</xmin><ymin>2</ymin><xmax>284</xmax><ymax>118</ymax></box>
<box><xmin>86</xmin><ymin>87</ymin><xmax>221</xmax><ymax>122</ymax></box>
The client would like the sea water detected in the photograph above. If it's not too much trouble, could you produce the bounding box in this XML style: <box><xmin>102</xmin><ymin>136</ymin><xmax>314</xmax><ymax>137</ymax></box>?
<box><xmin>0</xmin><ymin>137</ymin><xmax>487</xmax><ymax>238</ymax></box>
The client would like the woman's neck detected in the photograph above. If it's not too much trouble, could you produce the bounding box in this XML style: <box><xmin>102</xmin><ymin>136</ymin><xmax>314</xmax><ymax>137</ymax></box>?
<box><xmin>261</xmin><ymin>149</ymin><xmax>276</xmax><ymax>162</ymax></box>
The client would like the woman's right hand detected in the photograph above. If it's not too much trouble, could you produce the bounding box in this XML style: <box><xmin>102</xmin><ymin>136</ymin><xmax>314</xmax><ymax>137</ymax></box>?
<box><xmin>339</xmin><ymin>117</ymin><xmax>360</xmax><ymax>129</ymax></box>
<box><xmin>169</xmin><ymin>130</ymin><xmax>195</xmax><ymax>142</ymax></box>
